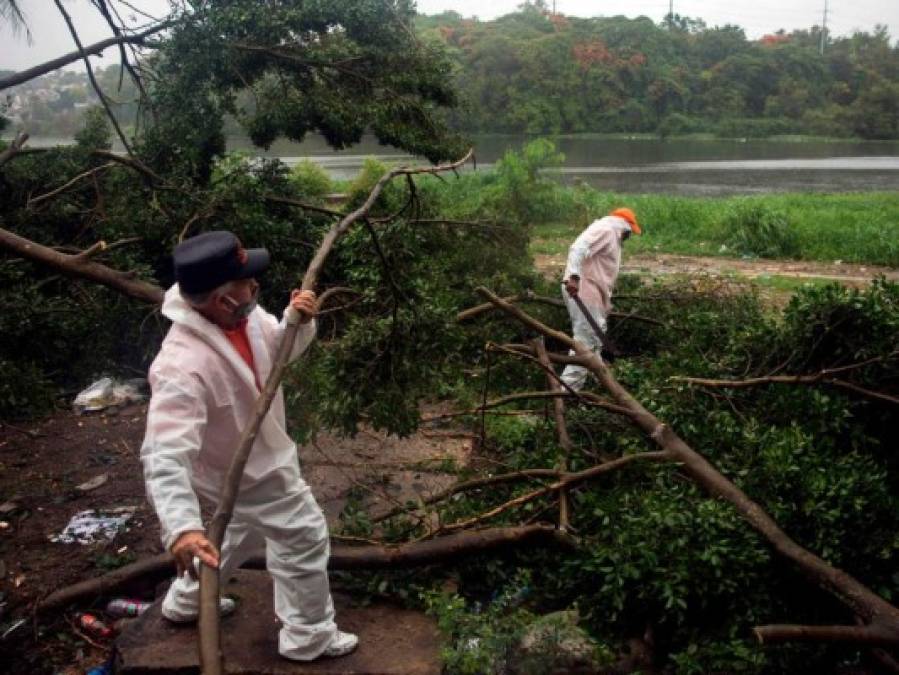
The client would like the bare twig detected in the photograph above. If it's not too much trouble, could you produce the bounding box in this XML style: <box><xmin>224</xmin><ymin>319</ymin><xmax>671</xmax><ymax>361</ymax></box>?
<box><xmin>54</xmin><ymin>0</ymin><xmax>135</xmax><ymax>156</ymax></box>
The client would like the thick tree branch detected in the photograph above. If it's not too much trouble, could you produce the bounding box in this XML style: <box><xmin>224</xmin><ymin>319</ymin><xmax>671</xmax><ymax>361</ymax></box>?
<box><xmin>0</xmin><ymin>227</ymin><xmax>163</xmax><ymax>304</ymax></box>
<box><xmin>198</xmin><ymin>148</ymin><xmax>474</xmax><ymax>674</ymax></box>
<box><xmin>0</xmin><ymin>23</ymin><xmax>170</xmax><ymax>91</ymax></box>
<box><xmin>754</xmin><ymin>623</ymin><xmax>899</xmax><ymax>646</ymax></box>
<box><xmin>36</xmin><ymin>526</ymin><xmax>572</xmax><ymax>614</ymax></box>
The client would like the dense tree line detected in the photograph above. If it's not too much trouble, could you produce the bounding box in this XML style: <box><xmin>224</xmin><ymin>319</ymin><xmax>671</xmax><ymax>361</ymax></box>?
<box><xmin>418</xmin><ymin>3</ymin><xmax>899</xmax><ymax>139</ymax></box>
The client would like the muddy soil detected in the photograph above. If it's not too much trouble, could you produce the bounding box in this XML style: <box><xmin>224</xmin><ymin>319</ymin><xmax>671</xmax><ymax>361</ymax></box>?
<box><xmin>0</xmin><ymin>403</ymin><xmax>471</xmax><ymax>673</ymax></box>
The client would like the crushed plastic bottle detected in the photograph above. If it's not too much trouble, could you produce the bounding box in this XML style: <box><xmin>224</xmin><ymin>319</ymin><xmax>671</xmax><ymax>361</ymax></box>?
<box><xmin>77</xmin><ymin>613</ymin><xmax>113</xmax><ymax>639</ymax></box>
<box><xmin>105</xmin><ymin>598</ymin><xmax>152</xmax><ymax>618</ymax></box>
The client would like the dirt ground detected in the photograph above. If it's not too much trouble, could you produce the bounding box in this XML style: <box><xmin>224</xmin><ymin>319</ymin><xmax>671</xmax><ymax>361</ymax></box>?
<box><xmin>0</xmin><ymin>402</ymin><xmax>472</xmax><ymax>673</ymax></box>
<box><xmin>534</xmin><ymin>252</ymin><xmax>899</xmax><ymax>286</ymax></box>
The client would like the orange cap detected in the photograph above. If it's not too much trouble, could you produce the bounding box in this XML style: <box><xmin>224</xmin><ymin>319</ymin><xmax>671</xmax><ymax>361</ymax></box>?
<box><xmin>610</xmin><ymin>207</ymin><xmax>641</xmax><ymax>235</ymax></box>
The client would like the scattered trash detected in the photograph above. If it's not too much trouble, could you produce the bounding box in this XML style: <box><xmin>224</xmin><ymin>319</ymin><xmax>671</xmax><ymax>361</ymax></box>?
<box><xmin>1</xmin><ymin>618</ymin><xmax>27</xmax><ymax>640</ymax></box>
<box><xmin>76</xmin><ymin>473</ymin><xmax>109</xmax><ymax>492</ymax></box>
<box><xmin>77</xmin><ymin>613</ymin><xmax>114</xmax><ymax>639</ymax></box>
<box><xmin>50</xmin><ymin>507</ymin><xmax>134</xmax><ymax>545</ymax></box>
<box><xmin>116</xmin><ymin>545</ymin><xmax>128</xmax><ymax>555</ymax></box>
<box><xmin>0</xmin><ymin>501</ymin><xmax>18</xmax><ymax>516</ymax></box>
<box><xmin>106</xmin><ymin>598</ymin><xmax>152</xmax><ymax>618</ymax></box>
<box><xmin>0</xmin><ymin>522</ymin><xmax>8</xmax><ymax>530</ymax></box>
<box><xmin>73</xmin><ymin>377</ymin><xmax>148</xmax><ymax>414</ymax></box>
<box><xmin>13</xmin><ymin>574</ymin><xmax>24</xmax><ymax>588</ymax></box>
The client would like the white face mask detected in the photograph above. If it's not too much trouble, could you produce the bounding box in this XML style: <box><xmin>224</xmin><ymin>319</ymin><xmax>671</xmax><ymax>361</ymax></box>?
<box><xmin>222</xmin><ymin>286</ymin><xmax>259</xmax><ymax>320</ymax></box>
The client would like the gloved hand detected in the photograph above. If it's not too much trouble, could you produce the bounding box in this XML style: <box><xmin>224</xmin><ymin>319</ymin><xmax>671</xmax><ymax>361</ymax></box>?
<box><xmin>171</xmin><ymin>530</ymin><xmax>219</xmax><ymax>580</ymax></box>
<box><xmin>290</xmin><ymin>290</ymin><xmax>317</xmax><ymax>324</ymax></box>
<box><xmin>564</xmin><ymin>276</ymin><xmax>580</xmax><ymax>297</ymax></box>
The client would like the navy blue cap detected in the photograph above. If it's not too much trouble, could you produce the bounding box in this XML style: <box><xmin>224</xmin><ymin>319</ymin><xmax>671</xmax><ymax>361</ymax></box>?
<box><xmin>173</xmin><ymin>231</ymin><xmax>270</xmax><ymax>295</ymax></box>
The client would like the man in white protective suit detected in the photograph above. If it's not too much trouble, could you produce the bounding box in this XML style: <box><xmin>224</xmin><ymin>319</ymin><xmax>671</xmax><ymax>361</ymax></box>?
<box><xmin>561</xmin><ymin>207</ymin><xmax>641</xmax><ymax>391</ymax></box>
<box><xmin>140</xmin><ymin>230</ymin><xmax>358</xmax><ymax>661</ymax></box>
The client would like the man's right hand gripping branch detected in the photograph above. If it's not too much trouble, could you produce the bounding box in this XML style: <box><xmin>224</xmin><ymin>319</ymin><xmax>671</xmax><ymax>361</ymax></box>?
<box><xmin>171</xmin><ymin>530</ymin><xmax>220</xmax><ymax>580</ymax></box>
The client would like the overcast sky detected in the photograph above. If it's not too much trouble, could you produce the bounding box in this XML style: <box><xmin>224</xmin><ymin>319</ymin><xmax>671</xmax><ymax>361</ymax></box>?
<box><xmin>2</xmin><ymin>0</ymin><xmax>897</xmax><ymax>73</ymax></box>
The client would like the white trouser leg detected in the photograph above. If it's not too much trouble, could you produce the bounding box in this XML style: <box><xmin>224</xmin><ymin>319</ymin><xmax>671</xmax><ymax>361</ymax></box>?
<box><xmin>162</xmin><ymin>518</ymin><xmax>264</xmax><ymax>620</ymax></box>
<box><xmin>260</xmin><ymin>488</ymin><xmax>337</xmax><ymax>661</ymax></box>
<box><xmin>560</xmin><ymin>293</ymin><xmax>605</xmax><ymax>392</ymax></box>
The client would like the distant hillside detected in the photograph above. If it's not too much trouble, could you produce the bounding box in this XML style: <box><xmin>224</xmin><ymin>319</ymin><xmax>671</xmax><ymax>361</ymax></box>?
<box><xmin>4</xmin><ymin>7</ymin><xmax>898</xmax><ymax>141</ymax></box>
<box><xmin>418</xmin><ymin>5</ymin><xmax>899</xmax><ymax>139</ymax></box>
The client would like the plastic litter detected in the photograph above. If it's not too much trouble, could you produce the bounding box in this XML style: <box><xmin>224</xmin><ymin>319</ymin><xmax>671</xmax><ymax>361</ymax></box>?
<box><xmin>106</xmin><ymin>598</ymin><xmax>152</xmax><ymax>618</ymax></box>
<box><xmin>77</xmin><ymin>613</ymin><xmax>114</xmax><ymax>639</ymax></box>
<box><xmin>85</xmin><ymin>655</ymin><xmax>114</xmax><ymax>675</ymax></box>
<box><xmin>50</xmin><ymin>507</ymin><xmax>134</xmax><ymax>545</ymax></box>
<box><xmin>76</xmin><ymin>474</ymin><xmax>109</xmax><ymax>492</ymax></box>
<box><xmin>73</xmin><ymin>377</ymin><xmax>148</xmax><ymax>413</ymax></box>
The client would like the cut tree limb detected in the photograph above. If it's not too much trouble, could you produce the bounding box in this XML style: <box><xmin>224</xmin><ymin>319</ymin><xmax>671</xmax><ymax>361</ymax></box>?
<box><xmin>36</xmin><ymin>525</ymin><xmax>571</xmax><ymax>614</ymax></box>
<box><xmin>533</xmin><ymin>337</ymin><xmax>573</xmax><ymax>530</ymax></box>
<box><xmin>198</xmin><ymin>148</ymin><xmax>474</xmax><ymax>674</ymax></box>
<box><xmin>475</xmin><ymin>286</ymin><xmax>899</xmax><ymax>648</ymax></box>
<box><xmin>0</xmin><ymin>227</ymin><xmax>164</xmax><ymax>304</ymax></box>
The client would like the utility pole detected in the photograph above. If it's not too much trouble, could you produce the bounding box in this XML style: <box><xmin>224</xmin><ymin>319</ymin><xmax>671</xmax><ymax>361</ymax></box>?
<box><xmin>819</xmin><ymin>0</ymin><xmax>829</xmax><ymax>55</ymax></box>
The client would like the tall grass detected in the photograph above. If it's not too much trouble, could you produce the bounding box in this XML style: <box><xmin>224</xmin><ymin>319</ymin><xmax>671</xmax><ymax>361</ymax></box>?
<box><xmin>531</xmin><ymin>190</ymin><xmax>899</xmax><ymax>267</ymax></box>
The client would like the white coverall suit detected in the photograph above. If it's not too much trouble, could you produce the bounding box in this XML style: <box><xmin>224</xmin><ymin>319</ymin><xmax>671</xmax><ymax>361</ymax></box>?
<box><xmin>561</xmin><ymin>216</ymin><xmax>632</xmax><ymax>391</ymax></box>
<box><xmin>140</xmin><ymin>284</ymin><xmax>336</xmax><ymax>660</ymax></box>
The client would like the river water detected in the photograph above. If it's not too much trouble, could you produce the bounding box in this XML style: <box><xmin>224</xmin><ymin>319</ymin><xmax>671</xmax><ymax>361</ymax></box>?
<box><xmin>229</xmin><ymin>134</ymin><xmax>899</xmax><ymax>196</ymax></box>
<box><xmin>15</xmin><ymin>134</ymin><xmax>899</xmax><ymax>196</ymax></box>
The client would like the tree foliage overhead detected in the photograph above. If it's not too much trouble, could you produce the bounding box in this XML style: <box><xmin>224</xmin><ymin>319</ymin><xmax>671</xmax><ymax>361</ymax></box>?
<box><xmin>417</xmin><ymin>4</ymin><xmax>899</xmax><ymax>138</ymax></box>
<box><xmin>138</xmin><ymin>0</ymin><xmax>465</xmax><ymax>180</ymax></box>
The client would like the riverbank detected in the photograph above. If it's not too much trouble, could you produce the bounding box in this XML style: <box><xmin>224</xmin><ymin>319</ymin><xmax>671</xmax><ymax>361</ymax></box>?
<box><xmin>532</xmin><ymin>191</ymin><xmax>899</xmax><ymax>268</ymax></box>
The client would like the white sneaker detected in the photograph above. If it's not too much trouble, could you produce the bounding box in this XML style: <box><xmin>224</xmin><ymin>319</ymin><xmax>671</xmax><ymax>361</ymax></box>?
<box><xmin>161</xmin><ymin>597</ymin><xmax>237</xmax><ymax>623</ymax></box>
<box><xmin>322</xmin><ymin>630</ymin><xmax>359</xmax><ymax>658</ymax></box>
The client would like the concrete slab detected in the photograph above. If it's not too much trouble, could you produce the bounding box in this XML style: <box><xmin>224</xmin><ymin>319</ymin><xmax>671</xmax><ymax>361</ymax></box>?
<box><xmin>115</xmin><ymin>571</ymin><xmax>442</xmax><ymax>674</ymax></box>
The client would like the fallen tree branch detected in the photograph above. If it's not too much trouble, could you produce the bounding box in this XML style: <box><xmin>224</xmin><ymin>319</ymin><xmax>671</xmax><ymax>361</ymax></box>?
<box><xmin>675</xmin><ymin>362</ymin><xmax>899</xmax><ymax>408</ymax></box>
<box><xmin>753</xmin><ymin>623</ymin><xmax>899</xmax><ymax>646</ymax></box>
<box><xmin>0</xmin><ymin>227</ymin><xmax>163</xmax><ymax>304</ymax></box>
<box><xmin>0</xmin><ymin>23</ymin><xmax>171</xmax><ymax>91</ymax></box>
<box><xmin>475</xmin><ymin>286</ymin><xmax>899</xmax><ymax>648</ymax></box>
<box><xmin>533</xmin><ymin>337</ymin><xmax>573</xmax><ymax>530</ymax></box>
<box><xmin>198</xmin><ymin>148</ymin><xmax>474</xmax><ymax>674</ymax></box>
<box><xmin>36</xmin><ymin>525</ymin><xmax>572</xmax><ymax>613</ymax></box>
<box><xmin>438</xmin><ymin>452</ymin><xmax>671</xmax><ymax>534</ymax></box>
<box><xmin>458</xmin><ymin>292</ymin><xmax>667</xmax><ymax>328</ymax></box>
<box><xmin>372</xmin><ymin>468</ymin><xmax>563</xmax><ymax>524</ymax></box>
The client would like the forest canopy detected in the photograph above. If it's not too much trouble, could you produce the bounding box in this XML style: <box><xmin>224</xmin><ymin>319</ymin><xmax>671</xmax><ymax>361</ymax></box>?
<box><xmin>416</xmin><ymin>4</ymin><xmax>899</xmax><ymax>139</ymax></box>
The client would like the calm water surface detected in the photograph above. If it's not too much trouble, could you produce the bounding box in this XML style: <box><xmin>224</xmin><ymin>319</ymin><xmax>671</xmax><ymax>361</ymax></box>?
<box><xmin>17</xmin><ymin>134</ymin><xmax>899</xmax><ymax>196</ymax></box>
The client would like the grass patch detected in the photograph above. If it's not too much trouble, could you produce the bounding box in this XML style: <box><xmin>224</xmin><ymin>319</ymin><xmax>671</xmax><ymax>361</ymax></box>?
<box><xmin>532</xmin><ymin>191</ymin><xmax>899</xmax><ymax>267</ymax></box>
